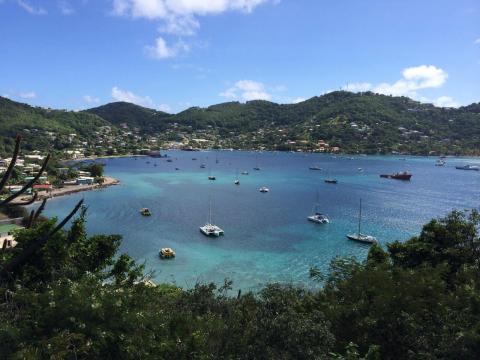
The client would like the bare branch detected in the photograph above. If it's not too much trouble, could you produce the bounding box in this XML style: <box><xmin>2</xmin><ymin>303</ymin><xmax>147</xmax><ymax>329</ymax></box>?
<box><xmin>0</xmin><ymin>135</ymin><xmax>21</xmax><ymax>193</ymax></box>
<box><xmin>0</xmin><ymin>154</ymin><xmax>50</xmax><ymax>206</ymax></box>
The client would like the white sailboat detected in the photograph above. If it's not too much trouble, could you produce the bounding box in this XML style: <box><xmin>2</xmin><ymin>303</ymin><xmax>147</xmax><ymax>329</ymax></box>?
<box><xmin>253</xmin><ymin>153</ymin><xmax>261</xmax><ymax>170</ymax></box>
<box><xmin>200</xmin><ymin>199</ymin><xmax>224</xmax><ymax>237</ymax></box>
<box><xmin>347</xmin><ymin>198</ymin><xmax>377</xmax><ymax>244</ymax></box>
<box><xmin>307</xmin><ymin>190</ymin><xmax>329</xmax><ymax>224</ymax></box>
<box><xmin>234</xmin><ymin>168</ymin><xmax>240</xmax><ymax>185</ymax></box>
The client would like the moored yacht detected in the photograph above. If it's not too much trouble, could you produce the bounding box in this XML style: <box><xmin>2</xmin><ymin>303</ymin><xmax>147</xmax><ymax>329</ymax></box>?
<box><xmin>455</xmin><ymin>164</ymin><xmax>479</xmax><ymax>171</ymax></box>
<box><xmin>259</xmin><ymin>186</ymin><xmax>269</xmax><ymax>193</ymax></box>
<box><xmin>200</xmin><ymin>199</ymin><xmax>224</xmax><ymax>237</ymax></box>
<box><xmin>347</xmin><ymin>198</ymin><xmax>377</xmax><ymax>244</ymax></box>
<box><xmin>307</xmin><ymin>191</ymin><xmax>329</xmax><ymax>224</ymax></box>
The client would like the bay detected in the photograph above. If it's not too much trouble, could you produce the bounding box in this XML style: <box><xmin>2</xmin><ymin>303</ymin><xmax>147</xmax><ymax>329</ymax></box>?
<box><xmin>34</xmin><ymin>151</ymin><xmax>480</xmax><ymax>292</ymax></box>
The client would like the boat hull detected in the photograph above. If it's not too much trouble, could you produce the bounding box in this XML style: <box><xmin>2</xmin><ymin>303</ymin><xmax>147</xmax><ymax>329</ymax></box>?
<box><xmin>307</xmin><ymin>216</ymin><xmax>329</xmax><ymax>224</ymax></box>
<box><xmin>347</xmin><ymin>234</ymin><xmax>377</xmax><ymax>244</ymax></box>
<box><xmin>380</xmin><ymin>173</ymin><xmax>412</xmax><ymax>180</ymax></box>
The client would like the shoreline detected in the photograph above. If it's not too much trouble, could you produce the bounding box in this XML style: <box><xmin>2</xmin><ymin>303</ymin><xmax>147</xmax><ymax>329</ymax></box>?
<box><xmin>11</xmin><ymin>176</ymin><xmax>120</xmax><ymax>205</ymax></box>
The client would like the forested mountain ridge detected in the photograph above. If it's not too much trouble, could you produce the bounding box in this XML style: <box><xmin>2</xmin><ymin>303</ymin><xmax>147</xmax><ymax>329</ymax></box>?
<box><xmin>1</xmin><ymin>91</ymin><xmax>479</xmax><ymax>156</ymax></box>
<box><xmin>86</xmin><ymin>91</ymin><xmax>480</xmax><ymax>154</ymax></box>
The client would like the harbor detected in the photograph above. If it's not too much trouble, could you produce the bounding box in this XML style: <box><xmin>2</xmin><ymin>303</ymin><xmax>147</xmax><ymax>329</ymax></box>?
<box><xmin>30</xmin><ymin>151</ymin><xmax>480</xmax><ymax>291</ymax></box>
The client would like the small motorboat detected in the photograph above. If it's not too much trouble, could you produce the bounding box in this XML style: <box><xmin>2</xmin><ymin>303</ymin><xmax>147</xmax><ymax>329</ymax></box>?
<box><xmin>455</xmin><ymin>165</ymin><xmax>479</xmax><ymax>171</ymax></box>
<box><xmin>234</xmin><ymin>180</ymin><xmax>240</xmax><ymax>185</ymax></box>
<box><xmin>241</xmin><ymin>171</ymin><xmax>249</xmax><ymax>175</ymax></box>
<box><xmin>159</xmin><ymin>247</ymin><xmax>175</xmax><ymax>259</ymax></box>
<box><xmin>309</xmin><ymin>165</ymin><xmax>322</xmax><ymax>170</ymax></box>
<box><xmin>435</xmin><ymin>159</ymin><xmax>446</xmax><ymax>166</ymax></box>
<box><xmin>166</xmin><ymin>159</ymin><xmax>173</xmax><ymax>162</ymax></box>
<box><xmin>140</xmin><ymin>208</ymin><xmax>151</xmax><ymax>216</ymax></box>
<box><xmin>208</xmin><ymin>176</ymin><xmax>216</xmax><ymax>180</ymax></box>
<box><xmin>200</xmin><ymin>164</ymin><xmax>206</xmax><ymax>168</ymax></box>
<box><xmin>175</xmin><ymin>167</ymin><xmax>180</xmax><ymax>171</ymax></box>
<box><xmin>380</xmin><ymin>172</ymin><xmax>412</xmax><ymax>180</ymax></box>
<box><xmin>259</xmin><ymin>186</ymin><xmax>269</xmax><ymax>193</ymax></box>
<box><xmin>192</xmin><ymin>158</ymin><xmax>197</xmax><ymax>161</ymax></box>
<box><xmin>324</xmin><ymin>178</ymin><xmax>338</xmax><ymax>184</ymax></box>
<box><xmin>253</xmin><ymin>167</ymin><xmax>261</xmax><ymax>171</ymax></box>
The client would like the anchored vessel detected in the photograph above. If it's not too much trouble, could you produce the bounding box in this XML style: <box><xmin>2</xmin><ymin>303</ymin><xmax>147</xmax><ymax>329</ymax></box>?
<box><xmin>455</xmin><ymin>165</ymin><xmax>479</xmax><ymax>171</ymax></box>
<box><xmin>159</xmin><ymin>247</ymin><xmax>175</xmax><ymax>259</ymax></box>
<box><xmin>140</xmin><ymin>208</ymin><xmax>151</xmax><ymax>216</ymax></box>
<box><xmin>380</xmin><ymin>171</ymin><xmax>412</xmax><ymax>180</ymax></box>
<box><xmin>347</xmin><ymin>198</ymin><xmax>377</xmax><ymax>244</ymax></box>
<box><xmin>259</xmin><ymin>186</ymin><xmax>269</xmax><ymax>193</ymax></box>
<box><xmin>200</xmin><ymin>199</ymin><xmax>224</xmax><ymax>237</ymax></box>
<box><xmin>307</xmin><ymin>190</ymin><xmax>329</xmax><ymax>224</ymax></box>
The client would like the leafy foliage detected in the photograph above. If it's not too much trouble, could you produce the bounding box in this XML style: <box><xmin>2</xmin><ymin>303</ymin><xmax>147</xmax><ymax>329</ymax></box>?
<box><xmin>1</xmin><ymin>208</ymin><xmax>480</xmax><ymax>358</ymax></box>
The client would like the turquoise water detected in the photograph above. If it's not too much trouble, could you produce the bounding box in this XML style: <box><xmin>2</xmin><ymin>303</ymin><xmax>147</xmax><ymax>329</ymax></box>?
<box><xmin>34</xmin><ymin>152</ymin><xmax>480</xmax><ymax>292</ymax></box>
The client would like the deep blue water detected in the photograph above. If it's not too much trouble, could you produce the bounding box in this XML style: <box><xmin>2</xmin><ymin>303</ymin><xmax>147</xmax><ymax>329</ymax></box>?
<box><xmin>33</xmin><ymin>152</ymin><xmax>480</xmax><ymax>291</ymax></box>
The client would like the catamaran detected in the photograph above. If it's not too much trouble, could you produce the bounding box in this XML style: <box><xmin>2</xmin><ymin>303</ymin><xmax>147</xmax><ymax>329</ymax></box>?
<box><xmin>347</xmin><ymin>198</ymin><xmax>377</xmax><ymax>244</ymax></box>
<box><xmin>307</xmin><ymin>190</ymin><xmax>329</xmax><ymax>224</ymax></box>
<box><xmin>200</xmin><ymin>199</ymin><xmax>224</xmax><ymax>237</ymax></box>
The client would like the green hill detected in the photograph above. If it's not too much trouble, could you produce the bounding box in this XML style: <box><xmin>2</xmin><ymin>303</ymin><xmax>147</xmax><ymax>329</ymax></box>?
<box><xmin>85</xmin><ymin>101</ymin><xmax>172</xmax><ymax>133</ymax></box>
<box><xmin>0</xmin><ymin>96</ymin><xmax>114</xmax><ymax>154</ymax></box>
<box><xmin>1</xmin><ymin>91</ymin><xmax>480</xmax><ymax>156</ymax></box>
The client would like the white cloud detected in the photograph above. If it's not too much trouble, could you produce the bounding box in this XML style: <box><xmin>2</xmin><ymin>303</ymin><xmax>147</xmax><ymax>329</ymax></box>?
<box><xmin>145</xmin><ymin>36</ymin><xmax>189</xmax><ymax>58</ymax></box>
<box><xmin>341</xmin><ymin>83</ymin><xmax>372</xmax><ymax>92</ymax></box>
<box><xmin>343</xmin><ymin>65</ymin><xmax>448</xmax><ymax>100</ymax></box>
<box><xmin>112</xmin><ymin>86</ymin><xmax>154</xmax><ymax>107</ymax></box>
<box><xmin>58</xmin><ymin>1</ymin><xmax>74</xmax><ymax>15</ymax></box>
<box><xmin>113</xmin><ymin>0</ymin><xmax>273</xmax><ymax>58</ymax></box>
<box><xmin>113</xmin><ymin>0</ymin><xmax>270</xmax><ymax>19</ymax></box>
<box><xmin>83</xmin><ymin>95</ymin><xmax>100</xmax><ymax>104</ymax></box>
<box><xmin>291</xmin><ymin>97</ymin><xmax>306</xmax><ymax>103</ymax></box>
<box><xmin>372</xmin><ymin>65</ymin><xmax>448</xmax><ymax>97</ymax></box>
<box><xmin>433</xmin><ymin>96</ymin><xmax>459</xmax><ymax>108</ymax></box>
<box><xmin>220</xmin><ymin>80</ymin><xmax>271</xmax><ymax>101</ymax></box>
<box><xmin>17</xmin><ymin>0</ymin><xmax>47</xmax><ymax>15</ymax></box>
<box><xmin>18</xmin><ymin>91</ymin><xmax>36</xmax><ymax>99</ymax></box>
<box><xmin>474</xmin><ymin>38</ymin><xmax>480</xmax><ymax>44</ymax></box>
<box><xmin>159</xmin><ymin>15</ymin><xmax>200</xmax><ymax>36</ymax></box>
<box><xmin>111</xmin><ymin>86</ymin><xmax>170</xmax><ymax>112</ymax></box>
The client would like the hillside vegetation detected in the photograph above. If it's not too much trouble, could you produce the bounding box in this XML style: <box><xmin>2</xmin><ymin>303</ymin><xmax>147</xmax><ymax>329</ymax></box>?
<box><xmin>1</xmin><ymin>91</ymin><xmax>479</xmax><ymax>156</ymax></box>
<box><xmin>1</xmin><ymin>207</ymin><xmax>479</xmax><ymax>359</ymax></box>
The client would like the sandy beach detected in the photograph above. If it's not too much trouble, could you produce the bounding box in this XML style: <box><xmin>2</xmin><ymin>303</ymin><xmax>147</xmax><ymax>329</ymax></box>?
<box><xmin>11</xmin><ymin>176</ymin><xmax>120</xmax><ymax>204</ymax></box>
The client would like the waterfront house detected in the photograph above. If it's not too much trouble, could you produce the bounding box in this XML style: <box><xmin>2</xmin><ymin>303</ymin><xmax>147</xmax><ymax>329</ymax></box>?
<box><xmin>76</xmin><ymin>177</ymin><xmax>95</xmax><ymax>185</ymax></box>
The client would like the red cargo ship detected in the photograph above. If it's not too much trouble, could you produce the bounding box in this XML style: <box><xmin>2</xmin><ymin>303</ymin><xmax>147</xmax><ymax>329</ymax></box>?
<box><xmin>380</xmin><ymin>172</ymin><xmax>412</xmax><ymax>181</ymax></box>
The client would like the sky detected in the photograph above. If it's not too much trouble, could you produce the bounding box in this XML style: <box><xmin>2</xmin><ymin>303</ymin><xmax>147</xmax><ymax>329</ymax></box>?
<box><xmin>0</xmin><ymin>0</ymin><xmax>479</xmax><ymax>113</ymax></box>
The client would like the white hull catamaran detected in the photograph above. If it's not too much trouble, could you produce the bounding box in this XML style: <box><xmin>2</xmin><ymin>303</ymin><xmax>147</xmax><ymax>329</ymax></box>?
<box><xmin>307</xmin><ymin>190</ymin><xmax>329</xmax><ymax>224</ymax></box>
<box><xmin>347</xmin><ymin>198</ymin><xmax>377</xmax><ymax>244</ymax></box>
<box><xmin>200</xmin><ymin>199</ymin><xmax>224</xmax><ymax>237</ymax></box>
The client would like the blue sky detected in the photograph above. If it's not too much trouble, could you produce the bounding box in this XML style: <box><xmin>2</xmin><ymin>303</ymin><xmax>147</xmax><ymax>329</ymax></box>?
<box><xmin>0</xmin><ymin>0</ymin><xmax>479</xmax><ymax>113</ymax></box>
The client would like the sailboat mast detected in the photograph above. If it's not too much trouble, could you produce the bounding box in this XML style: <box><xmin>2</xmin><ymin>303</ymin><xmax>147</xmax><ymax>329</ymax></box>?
<box><xmin>209</xmin><ymin>199</ymin><xmax>212</xmax><ymax>224</ymax></box>
<box><xmin>358</xmin><ymin>198</ymin><xmax>362</xmax><ymax>235</ymax></box>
